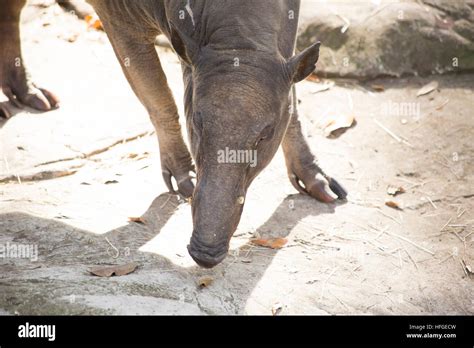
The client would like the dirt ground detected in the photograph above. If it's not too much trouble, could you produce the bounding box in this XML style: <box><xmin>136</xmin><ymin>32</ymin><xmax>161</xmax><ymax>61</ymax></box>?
<box><xmin>0</xmin><ymin>3</ymin><xmax>473</xmax><ymax>315</ymax></box>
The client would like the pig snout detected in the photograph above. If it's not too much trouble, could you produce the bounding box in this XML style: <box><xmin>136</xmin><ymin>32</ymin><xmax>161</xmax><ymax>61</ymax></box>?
<box><xmin>187</xmin><ymin>234</ymin><xmax>228</xmax><ymax>268</ymax></box>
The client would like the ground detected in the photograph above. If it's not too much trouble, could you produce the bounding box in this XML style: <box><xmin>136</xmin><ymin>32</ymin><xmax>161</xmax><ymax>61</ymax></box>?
<box><xmin>0</xmin><ymin>2</ymin><xmax>473</xmax><ymax>315</ymax></box>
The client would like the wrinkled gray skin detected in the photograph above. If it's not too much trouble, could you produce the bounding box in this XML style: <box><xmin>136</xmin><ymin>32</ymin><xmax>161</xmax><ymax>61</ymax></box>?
<box><xmin>1</xmin><ymin>0</ymin><xmax>346</xmax><ymax>268</ymax></box>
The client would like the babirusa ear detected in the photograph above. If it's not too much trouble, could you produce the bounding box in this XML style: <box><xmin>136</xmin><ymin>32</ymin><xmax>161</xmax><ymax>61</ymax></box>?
<box><xmin>169</xmin><ymin>23</ymin><xmax>197</xmax><ymax>66</ymax></box>
<box><xmin>287</xmin><ymin>41</ymin><xmax>321</xmax><ymax>83</ymax></box>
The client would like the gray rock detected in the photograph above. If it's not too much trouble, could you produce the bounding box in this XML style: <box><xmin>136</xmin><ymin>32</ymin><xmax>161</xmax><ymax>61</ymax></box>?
<box><xmin>297</xmin><ymin>0</ymin><xmax>474</xmax><ymax>78</ymax></box>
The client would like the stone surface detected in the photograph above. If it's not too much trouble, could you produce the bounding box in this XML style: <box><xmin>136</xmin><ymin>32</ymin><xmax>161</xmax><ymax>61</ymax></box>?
<box><xmin>0</xmin><ymin>1</ymin><xmax>473</xmax><ymax>316</ymax></box>
<box><xmin>298</xmin><ymin>0</ymin><xmax>474</xmax><ymax>78</ymax></box>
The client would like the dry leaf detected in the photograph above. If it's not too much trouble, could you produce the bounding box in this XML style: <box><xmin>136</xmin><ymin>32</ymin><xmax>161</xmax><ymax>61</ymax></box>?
<box><xmin>416</xmin><ymin>81</ymin><xmax>438</xmax><ymax>97</ymax></box>
<box><xmin>272</xmin><ymin>302</ymin><xmax>283</xmax><ymax>316</ymax></box>
<box><xmin>387</xmin><ymin>185</ymin><xmax>405</xmax><ymax>196</ymax></box>
<box><xmin>128</xmin><ymin>216</ymin><xmax>145</xmax><ymax>224</ymax></box>
<box><xmin>251</xmin><ymin>238</ymin><xmax>288</xmax><ymax>249</ymax></box>
<box><xmin>85</xmin><ymin>14</ymin><xmax>103</xmax><ymax>30</ymax></box>
<box><xmin>240</xmin><ymin>258</ymin><xmax>252</xmax><ymax>264</ymax></box>
<box><xmin>306</xmin><ymin>74</ymin><xmax>320</xmax><ymax>83</ymax></box>
<box><xmin>89</xmin><ymin>262</ymin><xmax>138</xmax><ymax>277</ymax></box>
<box><xmin>321</xmin><ymin>114</ymin><xmax>356</xmax><ymax>138</ymax></box>
<box><xmin>371</xmin><ymin>84</ymin><xmax>385</xmax><ymax>92</ymax></box>
<box><xmin>385</xmin><ymin>200</ymin><xmax>403</xmax><ymax>210</ymax></box>
<box><xmin>198</xmin><ymin>276</ymin><xmax>213</xmax><ymax>288</ymax></box>
<box><xmin>104</xmin><ymin>180</ymin><xmax>119</xmax><ymax>184</ymax></box>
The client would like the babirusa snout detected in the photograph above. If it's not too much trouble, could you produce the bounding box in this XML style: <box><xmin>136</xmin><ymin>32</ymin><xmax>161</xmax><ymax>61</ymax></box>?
<box><xmin>187</xmin><ymin>168</ymin><xmax>246</xmax><ymax>268</ymax></box>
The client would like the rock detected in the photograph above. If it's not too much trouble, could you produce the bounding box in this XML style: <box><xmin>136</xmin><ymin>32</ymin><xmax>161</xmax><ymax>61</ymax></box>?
<box><xmin>297</xmin><ymin>0</ymin><xmax>474</xmax><ymax>79</ymax></box>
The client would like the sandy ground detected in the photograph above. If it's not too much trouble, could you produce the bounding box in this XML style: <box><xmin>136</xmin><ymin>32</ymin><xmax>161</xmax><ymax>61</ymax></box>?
<box><xmin>0</xmin><ymin>3</ymin><xmax>473</xmax><ymax>315</ymax></box>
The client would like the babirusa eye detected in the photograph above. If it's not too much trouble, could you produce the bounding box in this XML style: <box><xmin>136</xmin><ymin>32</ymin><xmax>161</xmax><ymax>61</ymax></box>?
<box><xmin>255</xmin><ymin>125</ymin><xmax>274</xmax><ymax>146</ymax></box>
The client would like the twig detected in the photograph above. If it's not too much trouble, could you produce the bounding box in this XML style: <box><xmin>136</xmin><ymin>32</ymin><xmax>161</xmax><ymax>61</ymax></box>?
<box><xmin>374</xmin><ymin>227</ymin><xmax>388</xmax><ymax>240</ymax></box>
<box><xmin>377</xmin><ymin>209</ymin><xmax>401</xmax><ymax>225</ymax></box>
<box><xmin>159</xmin><ymin>194</ymin><xmax>174</xmax><ymax>209</ymax></box>
<box><xmin>440</xmin><ymin>217</ymin><xmax>453</xmax><ymax>231</ymax></box>
<box><xmin>434</xmin><ymin>159</ymin><xmax>451</xmax><ymax>168</ymax></box>
<box><xmin>385</xmin><ymin>231</ymin><xmax>435</xmax><ymax>255</ymax></box>
<box><xmin>438</xmin><ymin>253</ymin><xmax>454</xmax><ymax>265</ymax></box>
<box><xmin>374</xmin><ymin>118</ymin><xmax>414</xmax><ymax>147</ymax></box>
<box><xmin>331</xmin><ymin>291</ymin><xmax>351</xmax><ymax>311</ymax></box>
<box><xmin>319</xmin><ymin>266</ymin><xmax>338</xmax><ymax>301</ymax></box>
<box><xmin>105</xmin><ymin>237</ymin><xmax>120</xmax><ymax>259</ymax></box>
<box><xmin>355</xmin><ymin>170</ymin><xmax>365</xmax><ymax>188</ymax></box>
<box><xmin>452</xmin><ymin>231</ymin><xmax>464</xmax><ymax>243</ymax></box>
<box><xmin>449</xmin><ymin>167</ymin><xmax>461</xmax><ymax>180</ymax></box>
<box><xmin>403</xmin><ymin>248</ymin><xmax>418</xmax><ymax>270</ymax></box>
<box><xmin>435</xmin><ymin>99</ymin><xmax>449</xmax><ymax>110</ymax></box>
<box><xmin>426</xmin><ymin>197</ymin><xmax>438</xmax><ymax>209</ymax></box>
<box><xmin>397</xmin><ymin>177</ymin><xmax>419</xmax><ymax>186</ymax></box>
<box><xmin>34</xmin><ymin>131</ymin><xmax>153</xmax><ymax>168</ymax></box>
<box><xmin>336</xmin><ymin>14</ymin><xmax>350</xmax><ymax>33</ymax></box>
<box><xmin>460</xmin><ymin>259</ymin><xmax>469</xmax><ymax>277</ymax></box>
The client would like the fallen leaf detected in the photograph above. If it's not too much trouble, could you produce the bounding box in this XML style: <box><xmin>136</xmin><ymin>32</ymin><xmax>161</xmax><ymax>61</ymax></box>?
<box><xmin>89</xmin><ymin>262</ymin><xmax>138</xmax><ymax>277</ymax></box>
<box><xmin>387</xmin><ymin>185</ymin><xmax>405</xmax><ymax>196</ymax></box>
<box><xmin>104</xmin><ymin>180</ymin><xmax>119</xmax><ymax>184</ymax></box>
<box><xmin>385</xmin><ymin>200</ymin><xmax>403</xmax><ymax>210</ymax></box>
<box><xmin>371</xmin><ymin>84</ymin><xmax>385</xmax><ymax>92</ymax></box>
<box><xmin>197</xmin><ymin>276</ymin><xmax>213</xmax><ymax>288</ymax></box>
<box><xmin>128</xmin><ymin>216</ymin><xmax>145</xmax><ymax>224</ymax></box>
<box><xmin>306</xmin><ymin>74</ymin><xmax>320</xmax><ymax>83</ymax></box>
<box><xmin>251</xmin><ymin>238</ymin><xmax>288</xmax><ymax>249</ymax></box>
<box><xmin>127</xmin><ymin>153</ymin><xmax>138</xmax><ymax>159</ymax></box>
<box><xmin>321</xmin><ymin>114</ymin><xmax>356</xmax><ymax>138</ymax></box>
<box><xmin>416</xmin><ymin>81</ymin><xmax>438</xmax><ymax>97</ymax></box>
<box><xmin>85</xmin><ymin>14</ymin><xmax>103</xmax><ymax>30</ymax></box>
<box><xmin>240</xmin><ymin>258</ymin><xmax>252</xmax><ymax>263</ymax></box>
<box><xmin>272</xmin><ymin>302</ymin><xmax>283</xmax><ymax>316</ymax></box>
